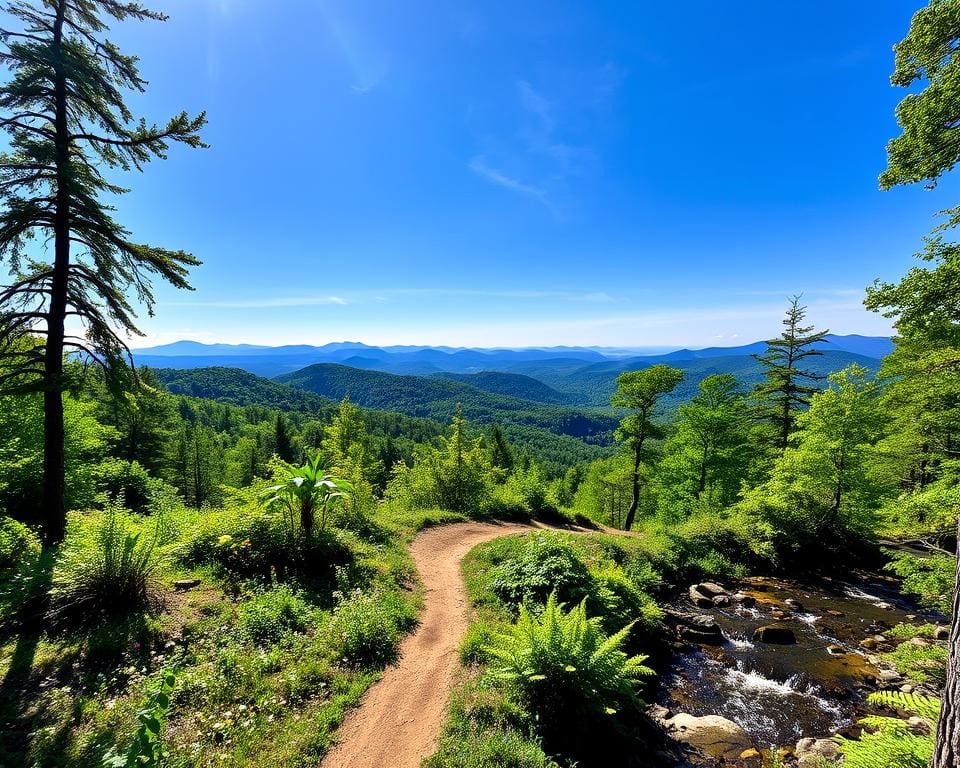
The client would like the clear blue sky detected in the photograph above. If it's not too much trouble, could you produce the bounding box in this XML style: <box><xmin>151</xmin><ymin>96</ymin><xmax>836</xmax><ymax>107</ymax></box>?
<box><xmin>97</xmin><ymin>1</ymin><xmax>958</xmax><ymax>348</ymax></box>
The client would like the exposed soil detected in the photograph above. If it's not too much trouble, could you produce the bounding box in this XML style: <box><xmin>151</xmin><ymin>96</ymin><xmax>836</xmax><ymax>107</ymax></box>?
<box><xmin>319</xmin><ymin>520</ymin><xmax>535</xmax><ymax>768</ymax></box>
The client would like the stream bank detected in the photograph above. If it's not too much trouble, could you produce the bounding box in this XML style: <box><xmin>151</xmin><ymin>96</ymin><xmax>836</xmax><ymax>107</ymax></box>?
<box><xmin>653</xmin><ymin>570</ymin><xmax>948</xmax><ymax>766</ymax></box>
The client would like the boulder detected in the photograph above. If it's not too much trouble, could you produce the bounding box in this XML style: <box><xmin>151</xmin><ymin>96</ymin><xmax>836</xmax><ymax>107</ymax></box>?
<box><xmin>876</xmin><ymin>601</ymin><xmax>895</xmax><ymax>611</ymax></box>
<box><xmin>677</xmin><ymin>614</ymin><xmax>725</xmax><ymax>645</ymax></box>
<box><xmin>784</xmin><ymin>598</ymin><xmax>805</xmax><ymax>612</ymax></box>
<box><xmin>753</xmin><ymin>624</ymin><xmax>796</xmax><ymax>644</ymax></box>
<box><xmin>731</xmin><ymin>592</ymin><xmax>757</xmax><ymax>607</ymax></box>
<box><xmin>908</xmin><ymin>636</ymin><xmax>930</xmax><ymax>648</ymax></box>
<box><xmin>826</xmin><ymin>609</ymin><xmax>845</xmax><ymax>617</ymax></box>
<box><xmin>712</xmin><ymin>595</ymin><xmax>731</xmax><ymax>607</ymax></box>
<box><xmin>860</xmin><ymin>637</ymin><xmax>878</xmax><ymax>650</ymax></box>
<box><xmin>665</xmin><ymin>713</ymin><xmax>754</xmax><ymax>761</ymax></box>
<box><xmin>739</xmin><ymin>747</ymin><xmax>762</xmax><ymax>767</ymax></box>
<box><xmin>796</xmin><ymin>737</ymin><xmax>840</xmax><ymax>766</ymax></box>
<box><xmin>698</xmin><ymin>582</ymin><xmax>728</xmax><ymax>597</ymax></box>
<box><xmin>688</xmin><ymin>585</ymin><xmax>714</xmax><ymax>608</ymax></box>
<box><xmin>877</xmin><ymin>669</ymin><xmax>902</xmax><ymax>685</ymax></box>
<box><xmin>934</xmin><ymin>625</ymin><xmax>950</xmax><ymax>641</ymax></box>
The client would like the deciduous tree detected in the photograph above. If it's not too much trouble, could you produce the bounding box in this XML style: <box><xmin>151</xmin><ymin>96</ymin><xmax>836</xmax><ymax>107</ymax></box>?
<box><xmin>611</xmin><ymin>364</ymin><xmax>683</xmax><ymax>530</ymax></box>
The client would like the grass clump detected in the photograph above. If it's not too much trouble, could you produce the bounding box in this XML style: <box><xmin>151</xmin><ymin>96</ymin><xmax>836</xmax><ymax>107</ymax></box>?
<box><xmin>327</xmin><ymin>588</ymin><xmax>416</xmax><ymax>667</ymax></box>
<box><xmin>50</xmin><ymin>499</ymin><xmax>162</xmax><ymax>625</ymax></box>
<box><xmin>0</xmin><ymin>514</ymin><xmax>40</xmax><ymax>570</ymax></box>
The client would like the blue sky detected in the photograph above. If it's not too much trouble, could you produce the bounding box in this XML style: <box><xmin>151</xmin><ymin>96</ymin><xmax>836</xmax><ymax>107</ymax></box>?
<box><xmin>94</xmin><ymin>1</ymin><xmax>958</xmax><ymax>348</ymax></box>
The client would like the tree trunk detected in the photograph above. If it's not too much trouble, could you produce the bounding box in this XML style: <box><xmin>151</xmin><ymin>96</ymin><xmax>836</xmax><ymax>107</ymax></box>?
<box><xmin>42</xmin><ymin>1</ymin><xmax>69</xmax><ymax>546</ymax></box>
<box><xmin>623</xmin><ymin>443</ymin><xmax>641</xmax><ymax>531</ymax></box>
<box><xmin>932</xmin><ymin>519</ymin><xmax>960</xmax><ymax>768</ymax></box>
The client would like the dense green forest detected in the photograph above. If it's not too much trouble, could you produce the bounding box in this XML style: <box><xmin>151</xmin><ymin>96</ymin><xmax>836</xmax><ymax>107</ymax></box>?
<box><xmin>0</xmin><ymin>2</ymin><xmax>958</xmax><ymax>768</ymax></box>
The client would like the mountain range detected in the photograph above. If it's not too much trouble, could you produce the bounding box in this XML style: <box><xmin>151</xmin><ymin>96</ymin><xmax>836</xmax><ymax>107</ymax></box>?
<box><xmin>134</xmin><ymin>334</ymin><xmax>892</xmax><ymax>379</ymax></box>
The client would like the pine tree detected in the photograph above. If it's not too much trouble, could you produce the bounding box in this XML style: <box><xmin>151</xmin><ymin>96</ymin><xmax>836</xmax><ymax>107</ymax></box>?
<box><xmin>0</xmin><ymin>0</ymin><xmax>205</xmax><ymax>544</ymax></box>
<box><xmin>488</xmin><ymin>424</ymin><xmax>514</xmax><ymax>470</ymax></box>
<box><xmin>753</xmin><ymin>296</ymin><xmax>829</xmax><ymax>451</ymax></box>
<box><xmin>273</xmin><ymin>413</ymin><xmax>295</xmax><ymax>463</ymax></box>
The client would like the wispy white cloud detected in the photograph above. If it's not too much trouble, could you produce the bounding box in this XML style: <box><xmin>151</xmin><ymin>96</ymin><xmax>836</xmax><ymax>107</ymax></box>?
<box><xmin>318</xmin><ymin>3</ymin><xmax>389</xmax><ymax>94</ymax></box>
<box><xmin>468</xmin><ymin>155</ymin><xmax>549</xmax><ymax>204</ymax></box>
<box><xmin>165</xmin><ymin>296</ymin><xmax>349</xmax><ymax>309</ymax></box>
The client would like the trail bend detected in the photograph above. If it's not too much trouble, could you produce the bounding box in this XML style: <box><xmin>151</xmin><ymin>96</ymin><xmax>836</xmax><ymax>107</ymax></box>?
<box><xmin>320</xmin><ymin>520</ymin><xmax>541</xmax><ymax>768</ymax></box>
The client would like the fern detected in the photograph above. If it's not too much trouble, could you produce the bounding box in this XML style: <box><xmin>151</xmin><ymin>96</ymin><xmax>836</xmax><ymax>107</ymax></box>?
<box><xmin>835</xmin><ymin>691</ymin><xmax>939</xmax><ymax>768</ymax></box>
<box><xmin>484</xmin><ymin>591</ymin><xmax>653</xmax><ymax>718</ymax></box>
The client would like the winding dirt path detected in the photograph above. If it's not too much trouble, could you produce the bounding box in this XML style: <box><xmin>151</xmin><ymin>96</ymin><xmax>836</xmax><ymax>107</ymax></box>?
<box><xmin>320</xmin><ymin>520</ymin><xmax>535</xmax><ymax>768</ymax></box>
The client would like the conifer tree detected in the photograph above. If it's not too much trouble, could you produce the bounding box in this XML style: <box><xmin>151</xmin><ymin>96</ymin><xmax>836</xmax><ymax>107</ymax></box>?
<box><xmin>0</xmin><ymin>0</ymin><xmax>205</xmax><ymax>543</ymax></box>
<box><xmin>273</xmin><ymin>413</ymin><xmax>295</xmax><ymax>463</ymax></box>
<box><xmin>753</xmin><ymin>296</ymin><xmax>829</xmax><ymax>451</ymax></box>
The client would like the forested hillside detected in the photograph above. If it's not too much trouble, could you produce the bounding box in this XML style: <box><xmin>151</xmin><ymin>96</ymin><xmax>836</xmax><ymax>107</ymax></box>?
<box><xmin>0</xmin><ymin>3</ymin><xmax>957</xmax><ymax>768</ymax></box>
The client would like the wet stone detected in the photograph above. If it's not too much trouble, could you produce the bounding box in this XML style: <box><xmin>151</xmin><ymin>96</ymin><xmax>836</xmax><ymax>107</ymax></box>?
<box><xmin>752</xmin><ymin>624</ymin><xmax>796</xmax><ymax>644</ymax></box>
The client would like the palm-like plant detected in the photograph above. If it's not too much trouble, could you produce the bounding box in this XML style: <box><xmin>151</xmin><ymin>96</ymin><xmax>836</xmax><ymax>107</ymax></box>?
<box><xmin>262</xmin><ymin>454</ymin><xmax>352</xmax><ymax>537</ymax></box>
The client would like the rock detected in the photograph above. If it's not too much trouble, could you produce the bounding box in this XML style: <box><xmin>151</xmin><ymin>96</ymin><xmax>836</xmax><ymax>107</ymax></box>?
<box><xmin>753</xmin><ymin>624</ymin><xmax>797</xmax><ymax>644</ymax></box>
<box><xmin>739</xmin><ymin>747</ymin><xmax>762</xmax><ymax>766</ymax></box>
<box><xmin>174</xmin><ymin>578</ymin><xmax>201</xmax><ymax>591</ymax></box>
<box><xmin>908</xmin><ymin>636</ymin><xmax>930</xmax><ymax>648</ymax></box>
<box><xmin>876</xmin><ymin>601</ymin><xmax>895</xmax><ymax>611</ymax></box>
<box><xmin>878</xmin><ymin>669</ymin><xmax>902</xmax><ymax>684</ymax></box>
<box><xmin>647</xmin><ymin>704</ymin><xmax>672</xmax><ymax>722</ymax></box>
<box><xmin>698</xmin><ymin>582</ymin><xmax>728</xmax><ymax>597</ymax></box>
<box><xmin>934</xmin><ymin>625</ymin><xmax>950</xmax><ymax>641</ymax></box>
<box><xmin>901</xmin><ymin>683</ymin><xmax>915</xmax><ymax>693</ymax></box>
<box><xmin>826</xmin><ymin>609</ymin><xmax>845</xmax><ymax>617</ymax></box>
<box><xmin>677</xmin><ymin>614</ymin><xmax>725</xmax><ymax>646</ymax></box>
<box><xmin>784</xmin><ymin>598</ymin><xmax>805</xmax><ymax>612</ymax></box>
<box><xmin>688</xmin><ymin>585</ymin><xmax>715</xmax><ymax>608</ymax></box>
<box><xmin>770</xmin><ymin>608</ymin><xmax>789</xmax><ymax>620</ymax></box>
<box><xmin>665</xmin><ymin>609</ymin><xmax>725</xmax><ymax>643</ymax></box>
<box><xmin>712</xmin><ymin>595</ymin><xmax>731</xmax><ymax>607</ymax></box>
<box><xmin>665</xmin><ymin>713</ymin><xmax>754</xmax><ymax>761</ymax></box>
<box><xmin>906</xmin><ymin>614</ymin><xmax>917</xmax><ymax>621</ymax></box>
<box><xmin>860</xmin><ymin>637</ymin><xmax>877</xmax><ymax>650</ymax></box>
<box><xmin>826</xmin><ymin>644</ymin><xmax>845</xmax><ymax>656</ymax></box>
<box><xmin>796</xmin><ymin>737</ymin><xmax>840</xmax><ymax>765</ymax></box>
<box><xmin>908</xmin><ymin>716</ymin><xmax>931</xmax><ymax>734</ymax></box>
<box><xmin>731</xmin><ymin>592</ymin><xmax>757</xmax><ymax>607</ymax></box>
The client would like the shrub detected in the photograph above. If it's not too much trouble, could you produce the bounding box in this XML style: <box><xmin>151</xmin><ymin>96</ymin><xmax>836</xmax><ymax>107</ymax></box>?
<box><xmin>489</xmin><ymin>532</ymin><xmax>593</xmax><ymax>610</ymax></box>
<box><xmin>238</xmin><ymin>585</ymin><xmax>314</xmax><ymax>645</ymax></box>
<box><xmin>835</xmin><ymin>691</ymin><xmax>938</xmax><ymax>768</ymax></box>
<box><xmin>884</xmin><ymin>551</ymin><xmax>956</xmax><ymax>614</ymax></box>
<box><xmin>0</xmin><ymin>515</ymin><xmax>40</xmax><ymax>570</ymax></box>
<box><xmin>590</xmin><ymin>563</ymin><xmax>663</xmax><ymax>640</ymax></box>
<box><xmin>882</xmin><ymin>640</ymin><xmax>948</xmax><ymax>686</ymax></box>
<box><xmin>327</xmin><ymin>589</ymin><xmax>415</xmax><ymax>667</ymax></box>
<box><xmin>93</xmin><ymin>459</ymin><xmax>155</xmax><ymax>513</ymax></box>
<box><xmin>50</xmin><ymin>500</ymin><xmax>162</xmax><ymax>624</ymax></box>
<box><xmin>484</xmin><ymin>592</ymin><xmax>653</xmax><ymax>756</ymax></box>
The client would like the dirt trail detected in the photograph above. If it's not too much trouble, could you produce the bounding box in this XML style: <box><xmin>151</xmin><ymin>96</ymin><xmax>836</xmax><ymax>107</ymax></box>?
<box><xmin>320</xmin><ymin>520</ymin><xmax>534</xmax><ymax>768</ymax></box>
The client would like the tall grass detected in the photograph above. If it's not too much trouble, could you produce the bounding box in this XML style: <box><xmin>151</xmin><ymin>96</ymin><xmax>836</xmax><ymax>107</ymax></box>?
<box><xmin>50</xmin><ymin>497</ymin><xmax>162</xmax><ymax>625</ymax></box>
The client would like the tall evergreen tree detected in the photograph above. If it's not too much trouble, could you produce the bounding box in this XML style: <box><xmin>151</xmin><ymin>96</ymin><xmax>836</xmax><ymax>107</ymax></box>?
<box><xmin>0</xmin><ymin>0</ymin><xmax>205</xmax><ymax>543</ymax></box>
<box><xmin>273</xmin><ymin>412</ymin><xmax>295</xmax><ymax>463</ymax></box>
<box><xmin>611</xmin><ymin>364</ymin><xmax>683</xmax><ymax>530</ymax></box>
<box><xmin>753</xmin><ymin>296</ymin><xmax>829</xmax><ymax>451</ymax></box>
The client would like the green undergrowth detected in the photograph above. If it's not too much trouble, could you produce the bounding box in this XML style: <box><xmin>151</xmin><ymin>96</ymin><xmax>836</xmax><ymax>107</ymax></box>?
<box><xmin>428</xmin><ymin>523</ymin><xmax>750</xmax><ymax>768</ymax></box>
<box><xmin>0</xmin><ymin>493</ymin><xmax>430</xmax><ymax>768</ymax></box>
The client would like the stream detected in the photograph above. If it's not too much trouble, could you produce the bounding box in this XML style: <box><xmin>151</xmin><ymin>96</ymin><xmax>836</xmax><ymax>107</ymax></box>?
<box><xmin>658</xmin><ymin>571</ymin><xmax>942</xmax><ymax>749</ymax></box>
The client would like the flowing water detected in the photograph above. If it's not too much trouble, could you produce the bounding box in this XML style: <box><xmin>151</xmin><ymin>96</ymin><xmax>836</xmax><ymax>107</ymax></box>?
<box><xmin>659</xmin><ymin>572</ymin><xmax>937</xmax><ymax>747</ymax></box>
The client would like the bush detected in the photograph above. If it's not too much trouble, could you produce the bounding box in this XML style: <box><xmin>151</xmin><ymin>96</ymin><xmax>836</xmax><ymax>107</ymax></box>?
<box><xmin>239</xmin><ymin>585</ymin><xmax>314</xmax><ymax>645</ymax></box>
<box><xmin>93</xmin><ymin>459</ymin><xmax>155</xmax><ymax>513</ymax></box>
<box><xmin>0</xmin><ymin>515</ymin><xmax>40</xmax><ymax>570</ymax></box>
<box><xmin>590</xmin><ymin>563</ymin><xmax>663</xmax><ymax>640</ymax></box>
<box><xmin>50</xmin><ymin>500</ymin><xmax>162</xmax><ymax>625</ymax></box>
<box><xmin>884</xmin><ymin>551</ymin><xmax>956</xmax><ymax>614</ymax></box>
<box><xmin>489</xmin><ymin>532</ymin><xmax>593</xmax><ymax>610</ymax></box>
<box><xmin>327</xmin><ymin>589</ymin><xmax>415</xmax><ymax>667</ymax></box>
<box><xmin>484</xmin><ymin>592</ymin><xmax>653</xmax><ymax>758</ymax></box>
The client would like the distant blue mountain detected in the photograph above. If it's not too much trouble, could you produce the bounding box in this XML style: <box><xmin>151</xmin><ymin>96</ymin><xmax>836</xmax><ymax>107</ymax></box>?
<box><xmin>133</xmin><ymin>333</ymin><xmax>892</xmax><ymax>379</ymax></box>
